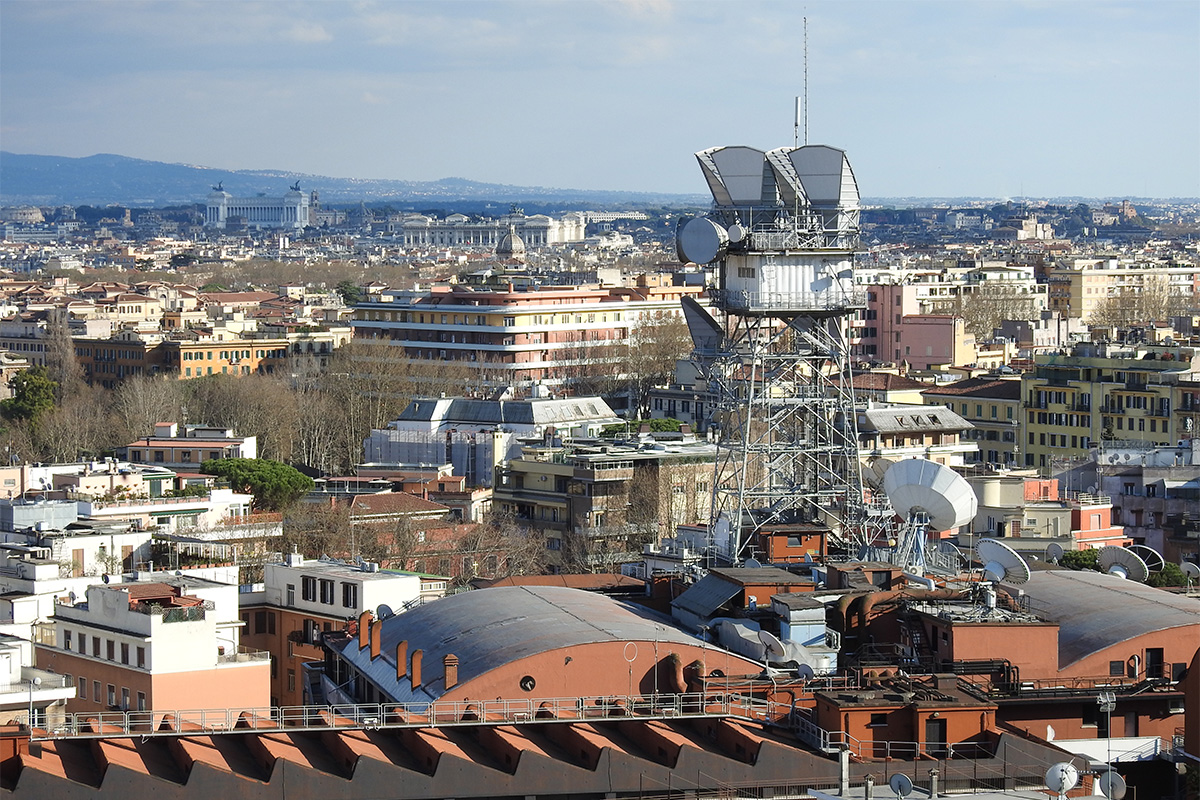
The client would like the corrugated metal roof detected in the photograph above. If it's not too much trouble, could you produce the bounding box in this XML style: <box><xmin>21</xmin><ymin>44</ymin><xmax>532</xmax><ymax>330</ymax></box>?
<box><xmin>336</xmin><ymin>586</ymin><xmax>704</xmax><ymax>704</ymax></box>
<box><xmin>1021</xmin><ymin>570</ymin><xmax>1200</xmax><ymax>668</ymax></box>
<box><xmin>671</xmin><ymin>575</ymin><xmax>741</xmax><ymax>619</ymax></box>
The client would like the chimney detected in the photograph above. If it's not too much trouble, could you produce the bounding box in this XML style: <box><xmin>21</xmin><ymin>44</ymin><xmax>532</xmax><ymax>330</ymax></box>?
<box><xmin>357</xmin><ymin>611</ymin><xmax>371</xmax><ymax>650</ymax></box>
<box><xmin>411</xmin><ymin>649</ymin><xmax>423</xmax><ymax>688</ymax></box>
<box><xmin>370</xmin><ymin>619</ymin><xmax>382</xmax><ymax>660</ymax></box>
<box><xmin>396</xmin><ymin>641</ymin><xmax>408</xmax><ymax>680</ymax></box>
<box><xmin>929</xmin><ymin>768</ymin><xmax>939</xmax><ymax>799</ymax></box>
<box><xmin>443</xmin><ymin>653</ymin><xmax>459</xmax><ymax>690</ymax></box>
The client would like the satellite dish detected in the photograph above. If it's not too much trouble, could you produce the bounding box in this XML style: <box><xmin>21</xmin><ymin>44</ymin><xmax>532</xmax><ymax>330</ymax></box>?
<box><xmin>102</xmin><ymin>573</ymin><xmax>110</xmax><ymax>584</ymax></box>
<box><xmin>1098</xmin><ymin>546</ymin><xmax>1150</xmax><ymax>582</ymax></box>
<box><xmin>677</xmin><ymin>217</ymin><xmax>729</xmax><ymax>265</ymax></box>
<box><xmin>376</xmin><ymin>603</ymin><xmax>394</xmax><ymax>621</ymax></box>
<box><xmin>757</xmin><ymin>630</ymin><xmax>787</xmax><ymax>661</ymax></box>
<box><xmin>175</xmin><ymin>570</ymin><xmax>183</xmax><ymax>577</ymax></box>
<box><xmin>1045</xmin><ymin>542</ymin><xmax>1064</xmax><ymax>564</ymax></box>
<box><xmin>68</xmin><ymin>591</ymin><xmax>76</xmax><ymax>603</ymax></box>
<box><xmin>1044</xmin><ymin>762</ymin><xmax>1079</xmax><ymax>795</ymax></box>
<box><xmin>1181</xmin><ymin>561</ymin><xmax>1200</xmax><ymax>579</ymax></box>
<box><xmin>1127</xmin><ymin>545</ymin><xmax>1165</xmax><ymax>572</ymax></box>
<box><xmin>744</xmin><ymin>557</ymin><xmax>763</xmax><ymax>569</ymax></box>
<box><xmin>795</xmin><ymin>663</ymin><xmax>816</xmax><ymax>680</ymax></box>
<box><xmin>976</xmin><ymin>538</ymin><xmax>1031</xmax><ymax>585</ymax></box>
<box><xmin>727</xmin><ymin>223</ymin><xmax>747</xmax><ymax>244</ymax></box>
<box><xmin>888</xmin><ymin>773</ymin><xmax>914</xmax><ymax>799</ymax></box>
<box><xmin>883</xmin><ymin>459</ymin><xmax>978</xmax><ymax>531</ymax></box>
<box><xmin>1096</xmin><ymin>770</ymin><xmax>1127</xmax><ymax>800</ymax></box>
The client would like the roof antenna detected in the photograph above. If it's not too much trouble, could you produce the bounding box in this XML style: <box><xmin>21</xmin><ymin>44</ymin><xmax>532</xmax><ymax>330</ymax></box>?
<box><xmin>803</xmin><ymin>14</ymin><xmax>809</xmax><ymax>145</ymax></box>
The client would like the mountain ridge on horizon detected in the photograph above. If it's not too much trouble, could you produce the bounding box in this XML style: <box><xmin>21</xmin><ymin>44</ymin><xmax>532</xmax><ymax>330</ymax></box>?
<box><xmin>0</xmin><ymin>151</ymin><xmax>1187</xmax><ymax>210</ymax></box>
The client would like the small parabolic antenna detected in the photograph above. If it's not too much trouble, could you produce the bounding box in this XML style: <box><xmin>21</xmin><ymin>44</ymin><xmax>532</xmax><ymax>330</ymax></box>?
<box><xmin>1127</xmin><ymin>545</ymin><xmax>1165</xmax><ymax>573</ymax></box>
<box><xmin>1096</xmin><ymin>770</ymin><xmax>1127</xmax><ymax>800</ymax></box>
<box><xmin>1098</xmin><ymin>546</ymin><xmax>1150</xmax><ymax>582</ymax></box>
<box><xmin>757</xmin><ymin>630</ymin><xmax>786</xmax><ymax>662</ymax></box>
<box><xmin>1045</xmin><ymin>542</ymin><xmax>1064</xmax><ymax>564</ymax></box>
<box><xmin>1181</xmin><ymin>561</ymin><xmax>1200</xmax><ymax>583</ymax></box>
<box><xmin>883</xmin><ymin>459</ymin><xmax>978</xmax><ymax>531</ymax></box>
<box><xmin>795</xmin><ymin>663</ymin><xmax>816</xmax><ymax>680</ymax></box>
<box><xmin>376</xmin><ymin>603</ymin><xmax>394</xmax><ymax>621</ymax></box>
<box><xmin>976</xmin><ymin>538</ymin><xmax>1031</xmax><ymax>585</ymax></box>
<box><xmin>744</xmin><ymin>557</ymin><xmax>763</xmax><ymax>569</ymax></box>
<box><xmin>888</xmin><ymin>773</ymin><xmax>914</xmax><ymax>799</ymax></box>
<box><xmin>1045</xmin><ymin>762</ymin><xmax>1079</xmax><ymax>797</ymax></box>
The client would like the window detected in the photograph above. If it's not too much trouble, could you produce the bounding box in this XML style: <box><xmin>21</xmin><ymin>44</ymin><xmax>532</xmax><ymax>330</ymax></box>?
<box><xmin>64</xmin><ymin>630</ymin><xmax>72</xmax><ymax>651</ymax></box>
<box><xmin>137</xmin><ymin>647</ymin><xmax>145</xmax><ymax>668</ymax></box>
<box><xmin>255</xmin><ymin>610</ymin><xmax>267</xmax><ymax>634</ymax></box>
<box><xmin>93</xmin><ymin>680</ymin><xmax>101</xmax><ymax>703</ymax></box>
<box><xmin>1109</xmin><ymin>660</ymin><xmax>1124</xmax><ymax>677</ymax></box>
<box><xmin>869</xmin><ymin>713</ymin><xmax>888</xmax><ymax>727</ymax></box>
<box><xmin>137</xmin><ymin>692</ymin><xmax>146</xmax><ymax>711</ymax></box>
<box><xmin>107</xmin><ymin>640</ymin><xmax>115</xmax><ymax>661</ymax></box>
<box><xmin>319</xmin><ymin>578</ymin><xmax>335</xmax><ymax>604</ymax></box>
<box><xmin>287</xmin><ymin>669</ymin><xmax>296</xmax><ymax>692</ymax></box>
<box><xmin>302</xmin><ymin>576</ymin><xmax>317</xmax><ymax>602</ymax></box>
<box><xmin>342</xmin><ymin>582</ymin><xmax>358</xmax><ymax>609</ymax></box>
<box><xmin>286</xmin><ymin>584</ymin><xmax>295</xmax><ymax>606</ymax></box>
<box><xmin>107</xmin><ymin>684</ymin><xmax>116</xmax><ymax>707</ymax></box>
<box><xmin>268</xmin><ymin>611</ymin><xmax>276</xmax><ymax>635</ymax></box>
<box><xmin>78</xmin><ymin>676</ymin><xmax>86</xmax><ymax>698</ymax></box>
<box><xmin>121</xmin><ymin>643</ymin><xmax>129</xmax><ymax>664</ymax></box>
<box><xmin>121</xmin><ymin>688</ymin><xmax>130</xmax><ymax>710</ymax></box>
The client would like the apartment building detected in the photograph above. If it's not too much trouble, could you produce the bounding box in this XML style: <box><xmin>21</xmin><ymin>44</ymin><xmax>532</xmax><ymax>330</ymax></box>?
<box><xmin>922</xmin><ymin>377</ymin><xmax>1022</xmax><ymax>466</ymax></box>
<box><xmin>1021</xmin><ymin>342</ymin><xmax>1199</xmax><ymax>473</ymax></box>
<box><xmin>121</xmin><ymin>422</ymin><xmax>257</xmax><ymax>470</ymax></box>
<box><xmin>965</xmin><ymin>471</ymin><xmax>1127</xmax><ymax>550</ymax></box>
<box><xmin>238</xmin><ymin>554</ymin><xmax>426</xmax><ymax>707</ymax></box>
<box><xmin>33</xmin><ymin>580</ymin><xmax>268</xmax><ymax>714</ymax></box>
<box><xmin>853</xmin><ymin>402</ymin><xmax>977</xmax><ymax>469</ymax></box>
<box><xmin>349</xmin><ymin>280</ymin><xmax>704</xmax><ymax>391</ymax></box>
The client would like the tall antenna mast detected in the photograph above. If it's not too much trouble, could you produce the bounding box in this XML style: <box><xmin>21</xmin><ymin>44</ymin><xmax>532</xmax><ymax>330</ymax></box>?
<box><xmin>803</xmin><ymin>15</ymin><xmax>809</xmax><ymax>145</ymax></box>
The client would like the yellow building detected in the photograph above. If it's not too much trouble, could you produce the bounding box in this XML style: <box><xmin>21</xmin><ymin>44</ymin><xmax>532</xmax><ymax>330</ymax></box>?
<box><xmin>1021</xmin><ymin>342</ymin><xmax>1199</xmax><ymax>473</ymax></box>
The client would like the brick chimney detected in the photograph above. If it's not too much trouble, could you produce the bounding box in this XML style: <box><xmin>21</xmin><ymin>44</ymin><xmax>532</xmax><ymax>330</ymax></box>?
<box><xmin>396</xmin><ymin>641</ymin><xmax>408</xmax><ymax>679</ymax></box>
<box><xmin>443</xmin><ymin>653</ymin><xmax>459</xmax><ymax>690</ymax></box>
<box><xmin>411</xmin><ymin>649</ymin><xmax>423</xmax><ymax>688</ymax></box>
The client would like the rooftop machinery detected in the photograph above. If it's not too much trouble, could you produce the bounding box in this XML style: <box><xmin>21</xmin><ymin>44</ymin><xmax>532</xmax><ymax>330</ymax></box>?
<box><xmin>677</xmin><ymin>144</ymin><xmax>869</xmax><ymax>563</ymax></box>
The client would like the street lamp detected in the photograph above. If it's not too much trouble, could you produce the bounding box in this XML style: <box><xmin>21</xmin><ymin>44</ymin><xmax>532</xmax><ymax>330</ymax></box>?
<box><xmin>27</xmin><ymin>676</ymin><xmax>41</xmax><ymax>731</ymax></box>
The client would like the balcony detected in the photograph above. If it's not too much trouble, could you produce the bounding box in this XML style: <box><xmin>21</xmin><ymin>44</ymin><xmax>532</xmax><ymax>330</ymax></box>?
<box><xmin>217</xmin><ymin>645</ymin><xmax>270</xmax><ymax>664</ymax></box>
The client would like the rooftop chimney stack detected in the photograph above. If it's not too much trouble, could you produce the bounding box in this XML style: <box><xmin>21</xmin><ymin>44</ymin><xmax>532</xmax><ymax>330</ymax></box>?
<box><xmin>370</xmin><ymin>619</ymin><xmax>382</xmax><ymax>660</ymax></box>
<box><xmin>396</xmin><ymin>641</ymin><xmax>408</xmax><ymax>680</ymax></box>
<box><xmin>357</xmin><ymin>611</ymin><xmax>371</xmax><ymax>650</ymax></box>
<box><xmin>443</xmin><ymin>654</ymin><xmax>459</xmax><ymax>690</ymax></box>
<box><xmin>411</xmin><ymin>649</ymin><xmax>423</xmax><ymax>688</ymax></box>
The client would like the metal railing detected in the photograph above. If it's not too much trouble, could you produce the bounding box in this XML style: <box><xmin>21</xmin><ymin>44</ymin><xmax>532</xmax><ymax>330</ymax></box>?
<box><xmin>31</xmin><ymin>692</ymin><xmax>780</xmax><ymax>741</ymax></box>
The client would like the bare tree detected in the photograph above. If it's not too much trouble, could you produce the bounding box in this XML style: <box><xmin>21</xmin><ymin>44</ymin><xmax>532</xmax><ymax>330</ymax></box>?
<box><xmin>111</xmin><ymin>374</ymin><xmax>187</xmax><ymax>441</ymax></box>
<box><xmin>1088</xmin><ymin>274</ymin><xmax>1195</xmax><ymax>327</ymax></box>
<box><xmin>621</xmin><ymin>313</ymin><xmax>691</xmax><ymax>418</ymax></box>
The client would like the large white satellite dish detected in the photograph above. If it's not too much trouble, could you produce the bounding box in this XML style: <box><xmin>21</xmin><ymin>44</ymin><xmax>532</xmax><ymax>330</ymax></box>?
<box><xmin>883</xmin><ymin>459</ymin><xmax>977</xmax><ymax>531</ymax></box>
<box><xmin>1098</xmin><ymin>546</ymin><xmax>1150</xmax><ymax>582</ymax></box>
<box><xmin>677</xmin><ymin>217</ymin><xmax>729</xmax><ymax>265</ymax></box>
<box><xmin>1045</xmin><ymin>542</ymin><xmax>1064</xmax><ymax>564</ymax></box>
<box><xmin>1181</xmin><ymin>561</ymin><xmax>1200</xmax><ymax>580</ymax></box>
<box><xmin>1127</xmin><ymin>545</ymin><xmax>1165</xmax><ymax>573</ymax></box>
<box><xmin>757</xmin><ymin>630</ymin><xmax>787</xmax><ymax>662</ymax></box>
<box><xmin>1096</xmin><ymin>770</ymin><xmax>1127</xmax><ymax>800</ymax></box>
<box><xmin>976</xmin><ymin>538</ymin><xmax>1031</xmax><ymax>585</ymax></box>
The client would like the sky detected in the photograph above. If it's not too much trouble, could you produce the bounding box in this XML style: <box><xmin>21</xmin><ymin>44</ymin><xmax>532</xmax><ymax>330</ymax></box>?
<box><xmin>2</xmin><ymin>0</ymin><xmax>1198</xmax><ymax>199</ymax></box>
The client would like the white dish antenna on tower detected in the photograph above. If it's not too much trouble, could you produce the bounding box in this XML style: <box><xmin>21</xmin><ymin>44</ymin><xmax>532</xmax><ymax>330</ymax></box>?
<box><xmin>1098</xmin><ymin>546</ymin><xmax>1150</xmax><ymax>582</ymax></box>
<box><xmin>883</xmin><ymin>459</ymin><xmax>977</xmax><ymax>531</ymax></box>
<box><xmin>976</xmin><ymin>538</ymin><xmax>1031</xmax><ymax>585</ymax></box>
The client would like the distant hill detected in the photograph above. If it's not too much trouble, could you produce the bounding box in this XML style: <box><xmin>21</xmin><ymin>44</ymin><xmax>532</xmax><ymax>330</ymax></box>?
<box><xmin>0</xmin><ymin>152</ymin><xmax>706</xmax><ymax>208</ymax></box>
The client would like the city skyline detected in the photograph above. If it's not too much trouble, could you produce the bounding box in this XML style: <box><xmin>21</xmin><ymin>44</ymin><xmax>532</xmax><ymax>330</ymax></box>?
<box><xmin>1</xmin><ymin>1</ymin><xmax>1198</xmax><ymax>199</ymax></box>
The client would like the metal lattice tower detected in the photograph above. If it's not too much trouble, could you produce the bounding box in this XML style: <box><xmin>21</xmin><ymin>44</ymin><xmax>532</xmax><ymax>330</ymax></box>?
<box><xmin>677</xmin><ymin>145</ymin><xmax>868</xmax><ymax>563</ymax></box>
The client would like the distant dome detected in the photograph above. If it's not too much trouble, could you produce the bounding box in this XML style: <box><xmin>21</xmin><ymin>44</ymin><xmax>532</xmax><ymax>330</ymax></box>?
<box><xmin>496</xmin><ymin>225</ymin><xmax>526</xmax><ymax>260</ymax></box>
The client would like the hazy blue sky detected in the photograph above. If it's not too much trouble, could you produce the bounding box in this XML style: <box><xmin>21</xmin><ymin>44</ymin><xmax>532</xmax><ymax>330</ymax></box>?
<box><xmin>2</xmin><ymin>1</ymin><xmax>1197</xmax><ymax>198</ymax></box>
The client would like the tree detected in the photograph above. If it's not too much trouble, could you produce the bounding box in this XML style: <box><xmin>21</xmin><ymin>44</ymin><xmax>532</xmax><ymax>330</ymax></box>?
<box><xmin>620</xmin><ymin>313</ymin><xmax>692</xmax><ymax>418</ymax></box>
<box><xmin>1088</xmin><ymin>272</ymin><xmax>1194</xmax><ymax>327</ymax></box>
<box><xmin>1</xmin><ymin>367</ymin><xmax>58</xmax><ymax>428</ymax></box>
<box><xmin>200</xmin><ymin>457</ymin><xmax>313</xmax><ymax>511</ymax></box>
<box><xmin>1059</xmin><ymin>548</ymin><xmax>1099</xmax><ymax>572</ymax></box>
<box><xmin>946</xmin><ymin>283</ymin><xmax>1042</xmax><ymax>340</ymax></box>
<box><xmin>335</xmin><ymin>280</ymin><xmax>363</xmax><ymax>305</ymax></box>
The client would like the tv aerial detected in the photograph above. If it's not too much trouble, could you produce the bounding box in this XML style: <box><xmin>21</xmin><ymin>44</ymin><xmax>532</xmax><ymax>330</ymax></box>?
<box><xmin>1045</xmin><ymin>542</ymin><xmax>1064</xmax><ymax>564</ymax></box>
<box><xmin>976</xmin><ymin>538</ymin><xmax>1031</xmax><ymax>585</ymax></box>
<box><xmin>882</xmin><ymin>459</ymin><xmax>978</xmax><ymax>575</ymax></box>
<box><xmin>1098</xmin><ymin>546</ymin><xmax>1150</xmax><ymax>582</ymax></box>
<box><xmin>1044</xmin><ymin>762</ymin><xmax>1079</xmax><ymax>800</ymax></box>
<box><xmin>1127</xmin><ymin>545</ymin><xmax>1165</xmax><ymax>573</ymax></box>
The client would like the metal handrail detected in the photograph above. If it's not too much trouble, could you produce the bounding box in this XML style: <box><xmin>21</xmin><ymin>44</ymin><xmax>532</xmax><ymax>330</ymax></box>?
<box><xmin>32</xmin><ymin>692</ymin><xmax>779</xmax><ymax>741</ymax></box>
